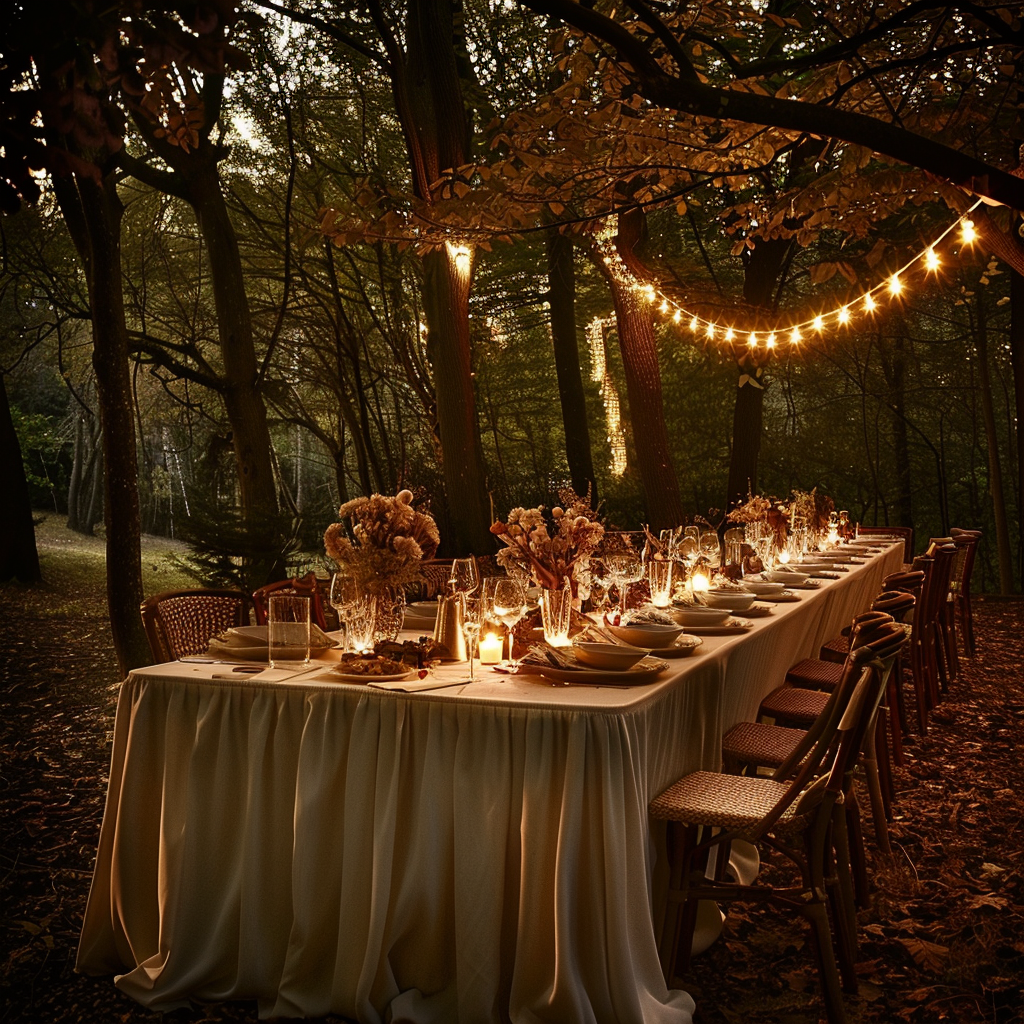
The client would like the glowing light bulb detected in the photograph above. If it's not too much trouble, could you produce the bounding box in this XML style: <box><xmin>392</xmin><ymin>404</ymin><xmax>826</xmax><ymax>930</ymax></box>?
<box><xmin>790</xmin><ymin>328</ymin><xmax>802</xmax><ymax>344</ymax></box>
<box><xmin>961</xmin><ymin>219</ymin><xmax>976</xmax><ymax>244</ymax></box>
<box><xmin>705</xmin><ymin>323</ymin><xmax>715</xmax><ymax>340</ymax></box>
<box><xmin>724</xmin><ymin>327</ymin><xmax>735</xmax><ymax>343</ymax></box>
<box><xmin>766</xmin><ymin>333</ymin><xmax>777</xmax><ymax>349</ymax></box>
<box><xmin>659</xmin><ymin>300</ymin><xmax>669</xmax><ymax>313</ymax></box>
<box><xmin>888</xmin><ymin>274</ymin><xmax>902</xmax><ymax>295</ymax></box>
<box><xmin>924</xmin><ymin>248</ymin><xmax>941</xmax><ymax>271</ymax></box>
<box><xmin>838</xmin><ymin>306</ymin><xmax>850</xmax><ymax>325</ymax></box>
<box><xmin>747</xmin><ymin>332</ymin><xmax>758</xmax><ymax>348</ymax></box>
<box><xmin>673</xmin><ymin>309</ymin><xmax>681</xmax><ymax>323</ymax></box>
<box><xmin>863</xmin><ymin>292</ymin><xmax>876</xmax><ymax>312</ymax></box>
<box><xmin>645</xmin><ymin>285</ymin><xmax>656</xmax><ymax>301</ymax></box>
<box><xmin>689</xmin><ymin>316</ymin><xmax>698</xmax><ymax>332</ymax></box>
<box><xmin>813</xmin><ymin>315</ymin><xmax>824</xmax><ymax>332</ymax></box>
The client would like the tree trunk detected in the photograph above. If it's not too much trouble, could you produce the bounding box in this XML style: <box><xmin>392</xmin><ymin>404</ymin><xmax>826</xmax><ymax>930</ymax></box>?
<box><xmin>422</xmin><ymin>247</ymin><xmax>494</xmax><ymax>552</ymax></box>
<box><xmin>596</xmin><ymin>210</ymin><xmax>683</xmax><ymax>530</ymax></box>
<box><xmin>0</xmin><ymin>372</ymin><xmax>43</xmax><ymax>583</ymax></box>
<box><xmin>187</xmin><ymin>169</ymin><xmax>278</xmax><ymax>520</ymax></box>
<box><xmin>725</xmin><ymin>359</ymin><xmax>766</xmax><ymax>507</ymax></box>
<box><xmin>724</xmin><ymin>236</ymin><xmax>791</xmax><ymax>509</ymax></box>
<box><xmin>1010</xmin><ymin>268</ymin><xmax>1024</xmax><ymax>587</ymax></box>
<box><xmin>973</xmin><ymin>302</ymin><xmax>1014</xmax><ymax>593</ymax></box>
<box><xmin>879</xmin><ymin>332</ymin><xmax>914</xmax><ymax>532</ymax></box>
<box><xmin>76</xmin><ymin>175</ymin><xmax>151</xmax><ymax>672</ymax></box>
<box><xmin>391</xmin><ymin>0</ymin><xmax>493</xmax><ymax>554</ymax></box>
<box><xmin>547</xmin><ymin>230</ymin><xmax>597</xmax><ymax>502</ymax></box>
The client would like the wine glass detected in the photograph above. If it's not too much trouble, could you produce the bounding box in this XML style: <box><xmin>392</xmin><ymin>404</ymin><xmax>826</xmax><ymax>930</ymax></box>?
<box><xmin>491</xmin><ymin>578</ymin><xmax>528</xmax><ymax>664</ymax></box>
<box><xmin>329</xmin><ymin>573</ymin><xmax>359</xmax><ymax>652</ymax></box>
<box><xmin>603</xmin><ymin>551</ymin><xmax>643</xmax><ymax>620</ymax></box>
<box><xmin>461</xmin><ymin>595</ymin><xmax>484</xmax><ymax>680</ymax></box>
<box><xmin>450</xmin><ymin>557</ymin><xmax>479</xmax><ymax>596</ymax></box>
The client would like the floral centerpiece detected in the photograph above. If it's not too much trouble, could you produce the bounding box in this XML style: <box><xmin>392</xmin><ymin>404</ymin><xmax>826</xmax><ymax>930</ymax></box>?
<box><xmin>728</xmin><ymin>492</ymin><xmax>790</xmax><ymax>561</ymax></box>
<box><xmin>790</xmin><ymin>488</ymin><xmax>835</xmax><ymax>546</ymax></box>
<box><xmin>324</xmin><ymin>489</ymin><xmax>439</xmax><ymax>593</ymax></box>
<box><xmin>489</xmin><ymin>488</ymin><xmax>604</xmax><ymax>591</ymax></box>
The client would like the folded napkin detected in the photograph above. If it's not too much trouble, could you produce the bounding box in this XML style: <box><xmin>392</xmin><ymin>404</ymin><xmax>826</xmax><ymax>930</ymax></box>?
<box><xmin>367</xmin><ymin>676</ymin><xmax>469</xmax><ymax>692</ymax></box>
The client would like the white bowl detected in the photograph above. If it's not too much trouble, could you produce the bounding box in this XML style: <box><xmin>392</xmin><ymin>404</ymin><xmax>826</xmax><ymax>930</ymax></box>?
<box><xmin>766</xmin><ymin>569</ymin><xmax>809</xmax><ymax>585</ymax></box>
<box><xmin>669</xmin><ymin>605</ymin><xmax>731</xmax><ymax>627</ymax></box>
<box><xmin>573</xmin><ymin>641</ymin><xmax>648</xmax><ymax>670</ymax></box>
<box><xmin>741</xmin><ymin>580</ymin><xmax>786</xmax><ymax>596</ymax></box>
<box><xmin>702</xmin><ymin>590</ymin><xmax>757</xmax><ymax>611</ymax></box>
<box><xmin>608</xmin><ymin>622</ymin><xmax>686</xmax><ymax>649</ymax></box>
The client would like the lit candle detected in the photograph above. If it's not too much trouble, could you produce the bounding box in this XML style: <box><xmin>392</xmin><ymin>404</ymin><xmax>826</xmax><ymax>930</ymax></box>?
<box><xmin>691</xmin><ymin>571</ymin><xmax>710</xmax><ymax>594</ymax></box>
<box><xmin>778</xmin><ymin>549</ymin><xmax>790</xmax><ymax>565</ymax></box>
<box><xmin>478</xmin><ymin>632</ymin><xmax>503</xmax><ymax>664</ymax></box>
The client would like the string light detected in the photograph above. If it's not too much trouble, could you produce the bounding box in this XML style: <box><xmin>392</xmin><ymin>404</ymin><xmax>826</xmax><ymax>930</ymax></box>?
<box><xmin>591</xmin><ymin>198</ymin><xmax>984</xmax><ymax>357</ymax></box>
<box><xmin>586</xmin><ymin>317</ymin><xmax>628</xmax><ymax>476</ymax></box>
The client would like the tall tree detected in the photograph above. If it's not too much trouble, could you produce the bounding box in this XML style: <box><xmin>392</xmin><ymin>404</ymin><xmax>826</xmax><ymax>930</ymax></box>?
<box><xmin>261</xmin><ymin>0</ymin><xmax>494</xmax><ymax>554</ymax></box>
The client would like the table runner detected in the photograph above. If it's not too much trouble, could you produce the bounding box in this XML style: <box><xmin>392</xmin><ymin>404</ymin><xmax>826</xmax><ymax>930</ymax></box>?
<box><xmin>77</xmin><ymin>542</ymin><xmax>903</xmax><ymax>1022</ymax></box>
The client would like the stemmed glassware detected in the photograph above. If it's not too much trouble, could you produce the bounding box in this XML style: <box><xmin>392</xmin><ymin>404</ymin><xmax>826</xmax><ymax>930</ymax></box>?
<box><xmin>603</xmin><ymin>551</ymin><xmax>644</xmax><ymax>620</ymax></box>
<box><xmin>329</xmin><ymin>573</ymin><xmax>359</xmax><ymax>652</ymax></box>
<box><xmin>461</xmin><ymin>595</ymin><xmax>484</xmax><ymax>680</ymax></box>
<box><xmin>450</xmin><ymin>557</ymin><xmax>479</xmax><ymax>596</ymax></box>
<box><xmin>491</xmin><ymin>578</ymin><xmax>528</xmax><ymax>665</ymax></box>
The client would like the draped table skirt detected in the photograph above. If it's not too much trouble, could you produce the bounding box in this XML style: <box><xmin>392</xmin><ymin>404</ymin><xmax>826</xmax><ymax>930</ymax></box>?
<box><xmin>77</xmin><ymin>542</ymin><xmax>904</xmax><ymax>1022</ymax></box>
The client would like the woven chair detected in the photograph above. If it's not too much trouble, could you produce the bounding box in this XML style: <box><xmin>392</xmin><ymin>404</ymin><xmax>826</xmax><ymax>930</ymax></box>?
<box><xmin>652</xmin><ymin>635</ymin><xmax>902</xmax><ymax>1024</ymax></box>
<box><xmin>856</xmin><ymin>525</ymin><xmax>914</xmax><ymax>564</ymax></box>
<box><xmin>734</xmin><ymin>616</ymin><xmax>907</xmax><ymax>864</ymax></box>
<box><xmin>140</xmin><ymin>589</ymin><xmax>253</xmax><ymax>663</ymax></box>
<box><xmin>252</xmin><ymin>572</ymin><xmax>329</xmax><ymax>631</ymax></box>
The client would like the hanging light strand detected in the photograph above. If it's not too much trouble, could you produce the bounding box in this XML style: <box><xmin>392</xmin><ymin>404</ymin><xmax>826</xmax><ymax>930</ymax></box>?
<box><xmin>595</xmin><ymin>199</ymin><xmax>984</xmax><ymax>352</ymax></box>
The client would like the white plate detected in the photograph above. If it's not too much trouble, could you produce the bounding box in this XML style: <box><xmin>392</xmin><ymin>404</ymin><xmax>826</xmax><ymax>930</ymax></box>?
<box><xmin>407</xmin><ymin>601</ymin><xmax>439</xmax><ymax>616</ymax></box>
<box><xmin>670</xmin><ymin>605</ymin><xmax>732</xmax><ymax>627</ymax></box>
<box><xmin>330</xmin><ymin>667</ymin><xmax>415</xmax><ymax>683</ymax></box>
<box><xmin>658</xmin><ymin>634</ymin><xmax>704</xmax><ymax>657</ymax></box>
<box><xmin>536</xmin><ymin>657</ymin><xmax>668</xmax><ymax>686</ymax></box>
<box><xmin>683</xmin><ymin>617</ymin><xmax>754</xmax><ymax>635</ymax></box>
<box><xmin>787</xmin><ymin>579</ymin><xmax>823</xmax><ymax>590</ymax></box>
<box><xmin>744</xmin><ymin>604</ymin><xmax>774</xmax><ymax>618</ymax></box>
<box><xmin>702</xmin><ymin>590</ymin><xmax>757</xmax><ymax>611</ymax></box>
<box><xmin>741</xmin><ymin>580</ymin><xmax>786</xmax><ymax>596</ymax></box>
<box><xmin>757</xmin><ymin>590</ymin><xmax>801</xmax><ymax>602</ymax></box>
<box><xmin>205</xmin><ymin>642</ymin><xmax>269</xmax><ymax>662</ymax></box>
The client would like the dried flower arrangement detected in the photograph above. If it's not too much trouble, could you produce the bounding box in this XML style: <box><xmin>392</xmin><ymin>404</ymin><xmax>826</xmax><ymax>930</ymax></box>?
<box><xmin>323</xmin><ymin>489</ymin><xmax>439</xmax><ymax>595</ymax></box>
<box><xmin>728</xmin><ymin>493</ymin><xmax>789</xmax><ymax>548</ymax></box>
<box><xmin>489</xmin><ymin>488</ymin><xmax>604</xmax><ymax>590</ymax></box>
<box><xmin>790</xmin><ymin>488</ymin><xmax>835</xmax><ymax>539</ymax></box>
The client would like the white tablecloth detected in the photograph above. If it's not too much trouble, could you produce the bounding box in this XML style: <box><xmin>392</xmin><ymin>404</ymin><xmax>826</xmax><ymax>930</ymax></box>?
<box><xmin>77</xmin><ymin>543</ymin><xmax>903</xmax><ymax>1023</ymax></box>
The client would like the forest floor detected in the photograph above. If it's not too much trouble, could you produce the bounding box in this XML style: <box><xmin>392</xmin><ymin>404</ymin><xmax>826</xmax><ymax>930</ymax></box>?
<box><xmin>2</xmin><ymin>514</ymin><xmax>1023</xmax><ymax>1024</ymax></box>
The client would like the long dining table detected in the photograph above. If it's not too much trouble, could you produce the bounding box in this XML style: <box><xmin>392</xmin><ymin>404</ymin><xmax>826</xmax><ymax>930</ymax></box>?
<box><xmin>77</xmin><ymin>540</ymin><xmax>905</xmax><ymax>1024</ymax></box>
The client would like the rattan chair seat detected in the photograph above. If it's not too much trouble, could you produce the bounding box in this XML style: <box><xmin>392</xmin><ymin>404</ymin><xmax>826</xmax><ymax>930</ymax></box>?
<box><xmin>786</xmin><ymin>658</ymin><xmax>843</xmax><ymax>691</ymax></box>
<box><xmin>722</xmin><ymin>720</ymin><xmax>805</xmax><ymax>770</ymax></box>
<box><xmin>758</xmin><ymin>685</ymin><xmax>829</xmax><ymax>726</ymax></box>
<box><xmin>649</xmin><ymin>770</ymin><xmax>809</xmax><ymax>835</ymax></box>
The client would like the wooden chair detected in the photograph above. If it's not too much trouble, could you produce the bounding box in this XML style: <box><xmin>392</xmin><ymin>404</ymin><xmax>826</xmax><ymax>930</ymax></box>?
<box><xmin>252</xmin><ymin>572</ymin><xmax>328</xmax><ymax>630</ymax></box>
<box><xmin>949</xmin><ymin>529</ymin><xmax>982</xmax><ymax>657</ymax></box>
<box><xmin>652</xmin><ymin>633</ymin><xmax>903</xmax><ymax>1024</ymax></box>
<box><xmin>140</xmin><ymin>589</ymin><xmax>253</xmax><ymax>663</ymax></box>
